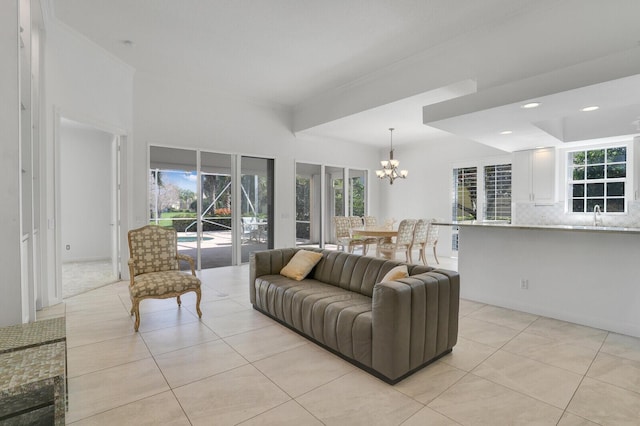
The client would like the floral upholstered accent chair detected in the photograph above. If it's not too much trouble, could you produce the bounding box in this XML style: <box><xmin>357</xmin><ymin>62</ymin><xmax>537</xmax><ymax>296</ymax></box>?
<box><xmin>378</xmin><ymin>219</ymin><xmax>417</xmax><ymax>261</ymax></box>
<box><xmin>127</xmin><ymin>225</ymin><xmax>202</xmax><ymax>332</ymax></box>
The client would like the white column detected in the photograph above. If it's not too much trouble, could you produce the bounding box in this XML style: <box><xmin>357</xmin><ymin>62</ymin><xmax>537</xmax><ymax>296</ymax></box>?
<box><xmin>0</xmin><ymin>0</ymin><xmax>26</xmax><ymax>326</ymax></box>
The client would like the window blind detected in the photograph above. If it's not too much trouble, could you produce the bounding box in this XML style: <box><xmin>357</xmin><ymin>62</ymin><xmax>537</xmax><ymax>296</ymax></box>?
<box><xmin>452</xmin><ymin>167</ymin><xmax>478</xmax><ymax>221</ymax></box>
<box><xmin>484</xmin><ymin>164</ymin><xmax>512</xmax><ymax>221</ymax></box>
<box><xmin>452</xmin><ymin>166</ymin><xmax>477</xmax><ymax>251</ymax></box>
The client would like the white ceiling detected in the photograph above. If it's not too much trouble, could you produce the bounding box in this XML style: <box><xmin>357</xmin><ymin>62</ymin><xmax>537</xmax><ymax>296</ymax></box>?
<box><xmin>423</xmin><ymin>67</ymin><xmax>640</xmax><ymax>152</ymax></box>
<box><xmin>52</xmin><ymin>0</ymin><xmax>640</xmax><ymax>150</ymax></box>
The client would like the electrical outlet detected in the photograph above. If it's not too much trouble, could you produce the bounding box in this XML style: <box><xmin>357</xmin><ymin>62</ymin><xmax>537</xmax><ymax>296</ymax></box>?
<box><xmin>520</xmin><ymin>279</ymin><xmax>528</xmax><ymax>290</ymax></box>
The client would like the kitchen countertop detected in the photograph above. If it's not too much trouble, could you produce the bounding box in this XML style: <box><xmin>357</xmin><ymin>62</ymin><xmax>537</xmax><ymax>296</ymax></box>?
<box><xmin>434</xmin><ymin>220</ymin><xmax>640</xmax><ymax>234</ymax></box>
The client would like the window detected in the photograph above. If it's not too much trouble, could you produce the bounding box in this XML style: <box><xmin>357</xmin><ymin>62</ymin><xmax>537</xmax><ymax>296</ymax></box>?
<box><xmin>348</xmin><ymin>169</ymin><xmax>367</xmax><ymax>217</ymax></box>
<box><xmin>295</xmin><ymin>175</ymin><xmax>312</xmax><ymax>243</ymax></box>
<box><xmin>451</xmin><ymin>161</ymin><xmax>512</xmax><ymax>251</ymax></box>
<box><xmin>452</xmin><ymin>166</ymin><xmax>477</xmax><ymax>250</ymax></box>
<box><xmin>568</xmin><ymin>147</ymin><xmax>626</xmax><ymax>213</ymax></box>
<box><xmin>453</xmin><ymin>166</ymin><xmax>478</xmax><ymax>221</ymax></box>
<box><xmin>484</xmin><ymin>164</ymin><xmax>512</xmax><ymax>221</ymax></box>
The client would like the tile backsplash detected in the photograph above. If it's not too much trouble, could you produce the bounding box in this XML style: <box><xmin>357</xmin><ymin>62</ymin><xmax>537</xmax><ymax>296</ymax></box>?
<box><xmin>514</xmin><ymin>201</ymin><xmax>640</xmax><ymax>228</ymax></box>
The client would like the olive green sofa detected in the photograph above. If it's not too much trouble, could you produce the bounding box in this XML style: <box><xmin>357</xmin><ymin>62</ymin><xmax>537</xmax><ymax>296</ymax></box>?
<box><xmin>250</xmin><ymin>248</ymin><xmax>459</xmax><ymax>384</ymax></box>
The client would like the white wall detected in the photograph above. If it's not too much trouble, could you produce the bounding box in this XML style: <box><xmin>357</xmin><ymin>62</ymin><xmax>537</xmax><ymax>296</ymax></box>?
<box><xmin>43</xmin><ymin>18</ymin><xmax>134</xmax><ymax>304</ymax></box>
<box><xmin>59</xmin><ymin>125</ymin><xmax>113</xmax><ymax>262</ymax></box>
<box><xmin>378</xmin><ymin>136</ymin><xmax>508</xmax><ymax>258</ymax></box>
<box><xmin>133</xmin><ymin>72</ymin><xmax>381</xmax><ymax>249</ymax></box>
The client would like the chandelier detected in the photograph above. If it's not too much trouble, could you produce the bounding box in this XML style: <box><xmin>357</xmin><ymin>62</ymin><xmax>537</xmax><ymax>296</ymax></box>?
<box><xmin>375</xmin><ymin>128</ymin><xmax>408</xmax><ymax>184</ymax></box>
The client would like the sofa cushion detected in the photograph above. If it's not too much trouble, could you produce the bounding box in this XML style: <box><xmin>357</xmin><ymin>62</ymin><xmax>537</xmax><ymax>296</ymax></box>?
<box><xmin>254</xmin><ymin>275</ymin><xmax>374</xmax><ymax>368</ymax></box>
<box><xmin>131</xmin><ymin>271</ymin><xmax>200</xmax><ymax>298</ymax></box>
<box><xmin>280</xmin><ymin>249</ymin><xmax>323</xmax><ymax>281</ymax></box>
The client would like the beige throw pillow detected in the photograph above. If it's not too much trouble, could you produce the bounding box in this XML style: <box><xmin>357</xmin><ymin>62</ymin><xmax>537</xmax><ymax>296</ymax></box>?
<box><xmin>280</xmin><ymin>250</ymin><xmax>323</xmax><ymax>281</ymax></box>
<box><xmin>381</xmin><ymin>265</ymin><xmax>409</xmax><ymax>282</ymax></box>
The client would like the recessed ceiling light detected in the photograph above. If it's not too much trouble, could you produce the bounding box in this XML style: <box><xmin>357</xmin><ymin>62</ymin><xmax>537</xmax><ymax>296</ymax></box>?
<box><xmin>580</xmin><ymin>106</ymin><xmax>599</xmax><ymax>112</ymax></box>
<box><xmin>521</xmin><ymin>102</ymin><xmax>541</xmax><ymax>109</ymax></box>
<box><xmin>500</xmin><ymin>130</ymin><xmax>513</xmax><ymax>135</ymax></box>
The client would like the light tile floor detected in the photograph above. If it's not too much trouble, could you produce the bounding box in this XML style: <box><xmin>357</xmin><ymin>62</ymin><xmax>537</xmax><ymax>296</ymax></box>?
<box><xmin>37</xmin><ymin>260</ymin><xmax>640</xmax><ymax>425</ymax></box>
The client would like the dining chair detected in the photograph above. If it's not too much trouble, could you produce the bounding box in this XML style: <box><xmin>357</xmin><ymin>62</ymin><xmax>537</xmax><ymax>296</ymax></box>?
<box><xmin>377</xmin><ymin>219</ymin><xmax>417</xmax><ymax>261</ymax></box>
<box><xmin>127</xmin><ymin>225</ymin><xmax>202</xmax><ymax>332</ymax></box>
<box><xmin>363</xmin><ymin>216</ymin><xmax>377</xmax><ymax>227</ymax></box>
<box><xmin>362</xmin><ymin>216</ymin><xmax>379</xmax><ymax>254</ymax></box>
<box><xmin>333</xmin><ymin>216</ymin><xmax>366</xmax><ymax>253</ymax></box>
<box><xmin>410</xmin><ymin>219</ymin><xmax>429</xmax><ymax>264</ymax></box>
<box><xmin>425</xmin><ymin>219</ymin><xmax>440</xmax><ymax>265</ymax></box>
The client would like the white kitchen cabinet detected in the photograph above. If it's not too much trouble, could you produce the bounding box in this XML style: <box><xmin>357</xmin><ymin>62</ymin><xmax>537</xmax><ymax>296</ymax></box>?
<box><xmin>512</xmin><ymin>148</ymin><xmax>555</xmax><ymax>204</ymax></box>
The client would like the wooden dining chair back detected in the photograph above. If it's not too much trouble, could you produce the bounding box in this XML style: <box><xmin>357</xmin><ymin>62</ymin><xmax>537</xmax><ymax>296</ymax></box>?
<box><xmin>127</xmin><ymin>225</ymin><xmax>202</xmax><ymax>331</ymax></box>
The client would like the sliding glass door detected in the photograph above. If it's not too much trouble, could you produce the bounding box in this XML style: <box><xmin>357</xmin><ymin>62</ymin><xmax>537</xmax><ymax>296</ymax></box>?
<box><xmin>294</xmin><ymin>163</ymin><xmax>369</xmax><ymax>250</ymax></box>
<box><xmin>240</xmin><ymin>156</ymin><xmax>274</xmax><ymax>263</ymax></box>
<box><xmin>295</xmin><ymin>163</ymin><xmax>322</xmax><ymax>247</ymax></box>
<box><xmin>348</xmin><ymin>169</ymin><xmax>367</xmax><ymax>217</ymax></box>
<box><xmin>325</xmin><ymin>166</ymin><xmax>344</xmax><ymax>246</ymax></box>
<box><xmin>149</xmin><ymin>147</ymin><xmax>198</xmax><ymax>269</ymax></box>
<box><xmin>149</xmin><ymin>146</ymin><xmax>273</xmax><ymax>268</ymax></box>
<box><xmin>200</xmin><ymin>151</ymin><xmax>233</xmax><ymax>267</ymax></box>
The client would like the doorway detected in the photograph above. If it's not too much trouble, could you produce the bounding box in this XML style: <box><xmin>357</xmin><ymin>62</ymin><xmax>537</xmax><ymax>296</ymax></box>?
<box><xmin>59</xmin><ymin>118</ymin><xmax>121</xmax><ymax>298</ymax></box>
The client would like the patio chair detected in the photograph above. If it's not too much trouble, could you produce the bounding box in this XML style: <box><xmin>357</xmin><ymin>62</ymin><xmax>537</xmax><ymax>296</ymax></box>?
<box><xmin>241</xmin><ymin>217</ymin><xmax>259</xmax><ymax>242</ymax></box>
<box><xmin>377</xmin><ymin>219</ymin><xmax>417</xmax><ymax>261</ymax></box>
<box><xmin>333</xmin><ymin>216</ymin><xmax>366</xmax><ymax>254</ymax></box>
<box><xmin>127</xmin><ymin>225</ymin><xmax>202</xmax><ymax>332</ymax></box>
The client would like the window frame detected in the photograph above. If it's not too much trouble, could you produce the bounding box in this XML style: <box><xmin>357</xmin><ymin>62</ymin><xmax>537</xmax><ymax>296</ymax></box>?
<box><xmin>565</xmin><ymin>143</ymin><xmax>630</xmax><ymax>215</ymax></box>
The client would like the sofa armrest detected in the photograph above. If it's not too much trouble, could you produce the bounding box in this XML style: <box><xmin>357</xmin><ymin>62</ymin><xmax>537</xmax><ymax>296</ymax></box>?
<box><xmin>250</xmin><ymin>248</ymin><xmax>298</xmax><ymax>304</ymax></box>
<box><xmin>371</xmin><ymin>270</ymin><xmax>459</xmax><ymax>381</ymax></box>
<box><xmin>371</xmin><ymin>281</ymin><xmax>413</xmax><ymax>380</ymax></box>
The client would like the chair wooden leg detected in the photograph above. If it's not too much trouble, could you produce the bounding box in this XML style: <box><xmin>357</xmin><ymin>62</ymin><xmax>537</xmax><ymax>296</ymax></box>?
<box><xmin>195</xmin><ymin>289</ymin><xmax>203</xmax><ymax>318</ymax></box>
<box><xmin>132</xmin><ymin>299</ymin><xmax>141</xmax><ymax>332</ymax></box>
<box><xmin>421</xmin><ymin>248</ymin><xmax>428</xmax><ymax>266</ymax></box>
<box><xmin>177</xmin><ymin>295</ymin><xmax>182</xmax><ymax>307</ymax></box>
<box><xmin>433</xmin><ymin>246</ymin><xmax>439</xmax><ymax>264</ymax></box>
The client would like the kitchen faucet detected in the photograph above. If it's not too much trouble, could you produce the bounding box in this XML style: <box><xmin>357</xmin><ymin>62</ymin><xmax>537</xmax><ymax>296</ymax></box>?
<box><xmin>593</xmin><ymin>204</ymin><xmax>603</xmax><ymax>226</ymax></box>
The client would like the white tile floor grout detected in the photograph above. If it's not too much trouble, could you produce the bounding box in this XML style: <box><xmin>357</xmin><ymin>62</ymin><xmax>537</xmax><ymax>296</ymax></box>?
<box><xmin>38</xmin><ymin>258</ymin><xmax>640</xmax><ymax>425</ymax></box>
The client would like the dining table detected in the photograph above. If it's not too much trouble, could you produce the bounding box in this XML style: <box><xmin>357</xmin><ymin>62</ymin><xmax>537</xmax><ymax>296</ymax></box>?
<box><xmin>351</xmin><ymin>226</ymin><xmax>398</xmax><ymax>258</ymax></box>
